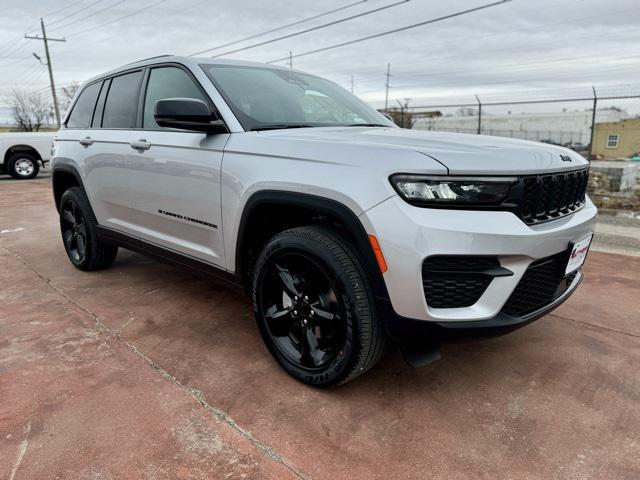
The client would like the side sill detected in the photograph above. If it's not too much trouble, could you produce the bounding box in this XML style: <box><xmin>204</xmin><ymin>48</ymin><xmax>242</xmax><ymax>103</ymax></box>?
<box><xmin>96</xmin><ymin>226</ymin><xmax>244</xmax><ymax>293</ymax></box>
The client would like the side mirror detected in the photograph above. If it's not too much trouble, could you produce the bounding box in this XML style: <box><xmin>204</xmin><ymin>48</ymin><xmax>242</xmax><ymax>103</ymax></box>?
<box><xmin>154</xmin><ymin>98</ymin><xmax>227</xmax><ymax>133</ymax></box>
<box><xmin>380</xmin><ymin>112</ymin><xmax>394</xmax><ymax>123</ymax></box>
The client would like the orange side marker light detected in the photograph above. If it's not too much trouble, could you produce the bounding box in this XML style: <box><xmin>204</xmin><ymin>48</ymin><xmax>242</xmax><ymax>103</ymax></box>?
<box><xmin>368</xmin><ymin>235</ymin><xmax>388</xmax><ymax>273</ymax></box>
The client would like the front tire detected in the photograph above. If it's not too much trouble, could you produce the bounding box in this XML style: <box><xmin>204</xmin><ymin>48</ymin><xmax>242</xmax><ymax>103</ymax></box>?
<box><xmin>251</xmin><ymin>226</ymin><xmax>387</xmax><ymax>387</ymax></box>
<box><xmin>59</xmin><ymin>187</ymin><xmax>118</xmax><ymax>271</ymax></box>
<box><xmin>7</xmin><ymin>153</ymin><xmax>39</xmax><ymax>179</ymax></box>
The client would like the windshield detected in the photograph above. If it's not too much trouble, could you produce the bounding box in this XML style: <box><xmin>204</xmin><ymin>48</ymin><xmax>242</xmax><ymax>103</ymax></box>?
<box><xmin>201</xmin><ymin>64</ymin><xmax>393</xmax><ymax>131</ymax></box>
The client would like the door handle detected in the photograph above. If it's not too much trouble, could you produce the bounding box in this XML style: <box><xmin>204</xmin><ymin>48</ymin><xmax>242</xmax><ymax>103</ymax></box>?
<box><xmin>130</xmin><ymin>139</ymin><xmax>151</xmax><ymax>151</ymax></box>
<box><xmin>78</xmin><ymin>136</ymin><xmax>94</xmax><ymax>146</ymax></box>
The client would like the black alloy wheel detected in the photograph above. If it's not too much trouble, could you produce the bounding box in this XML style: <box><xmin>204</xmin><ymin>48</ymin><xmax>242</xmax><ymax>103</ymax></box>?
<box><xmin>58</xmin><ymin>187</ymin><xmax>118</xmax><ymax>271</ymax></box>
<box><xmin>61</xmin><ymin>197</ymin><xmax>88</xmax><ymax>265</ymax></box>
<box><xmin>252</xmin><ymin>226</ymin><xmax>387</xmax><ymax>387</ymax></box>
<box><xmin>260</xmin><ymin>252</ymin><xmax>347</xmax><ymax>370</ymax></box>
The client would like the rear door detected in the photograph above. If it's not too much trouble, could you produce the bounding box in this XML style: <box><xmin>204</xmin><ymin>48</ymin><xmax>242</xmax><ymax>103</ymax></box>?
<box><xmin>126</xmin><ymin>64</ymin><xmax>229</xmax><ymax>268</ymax></box>
<box><xmin>83</xmin><ymin>70</ymin><xmax>143</xmax><ymax>235</ymax></box>
<box><xmin>57</xmin><ymin>79</ymin><xmax>102</xmax><ymax>203</ymax></box>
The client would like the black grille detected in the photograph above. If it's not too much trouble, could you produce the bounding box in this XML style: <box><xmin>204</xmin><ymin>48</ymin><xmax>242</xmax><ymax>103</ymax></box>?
<box><xmin>422</xmin><ymin>257</ymin><xmax>499</xmax><ymax>308</ymax></box>
<box><xmin>501</xmin><ymin>253</ymin><xmax>578</xmax><ymax>318</ymax></box>
<box><xmin>520</xmin><ymin>169</ymin><xmax>589</xmax><ymax>225</ymax></box>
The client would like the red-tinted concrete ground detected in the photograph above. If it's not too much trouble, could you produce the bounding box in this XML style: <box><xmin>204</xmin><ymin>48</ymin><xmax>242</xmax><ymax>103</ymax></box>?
<box><xmin>1</xmin><ymin>177</ymin><xmax>639</xmax><ymax>479</ymax></box>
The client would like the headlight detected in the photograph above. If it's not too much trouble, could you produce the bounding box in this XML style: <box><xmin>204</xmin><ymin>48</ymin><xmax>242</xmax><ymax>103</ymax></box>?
<box><xmin>390</xmin><ymin>174</ymin><xmax>517</xmax><ymax>206</ymax></box>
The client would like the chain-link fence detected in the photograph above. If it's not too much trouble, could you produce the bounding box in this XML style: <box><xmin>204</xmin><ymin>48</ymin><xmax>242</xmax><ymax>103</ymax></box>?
<box><xmin>395</xmin><ymin>86</ymin><xmax>640</xmax><ymax>159</ymax></box>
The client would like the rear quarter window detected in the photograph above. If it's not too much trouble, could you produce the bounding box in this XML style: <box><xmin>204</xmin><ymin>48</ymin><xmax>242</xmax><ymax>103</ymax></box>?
<box><xmin>66</xmin><ymin>82</ymin><xmax>101</xmax><ymax>128</ymax></box>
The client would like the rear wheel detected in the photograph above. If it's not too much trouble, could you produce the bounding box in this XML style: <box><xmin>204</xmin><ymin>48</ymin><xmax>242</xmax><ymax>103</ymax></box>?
<box><xmin>252</xmin><ymin>226</ymin><xmax>387</xmax><ymax>387</ymax></box>
<box><xmin>7</xmin><ymin>153</ymin><xmax>39</xmax><ymax>179</ymax></box>
<box><xmin>59</xmin><ymin>187</ymin><xmax>118</xmax><ymax>271</ymax></box>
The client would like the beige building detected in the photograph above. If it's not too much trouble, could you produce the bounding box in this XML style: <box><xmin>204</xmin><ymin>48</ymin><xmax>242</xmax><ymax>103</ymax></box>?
<box><xmin>592</xmin><ymin>118</ymin><xmax>640</xmax><ymax>159</ymax></box>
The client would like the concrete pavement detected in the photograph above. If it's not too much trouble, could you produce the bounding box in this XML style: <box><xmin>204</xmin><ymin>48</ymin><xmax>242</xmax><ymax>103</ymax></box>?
<box><xmin>1</xmin><ymin>178</ymin><xmax>639</xmax><ymax>479</ymax></box>
<box><xmin>592</xmin><ymin>212</ymin><xmax>640</xmax><ymax>257</ymax></box>
<box><xmin>0</xmin><ymin>167</ymin><xmax>50</xmax><ymax>184</ymax></box>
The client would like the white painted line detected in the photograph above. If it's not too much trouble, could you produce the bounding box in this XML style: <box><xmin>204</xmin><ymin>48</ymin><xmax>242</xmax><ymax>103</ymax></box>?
<box><xmin>0</xmin><ymin>228</ymin><xmax>25</xmax><ymax>234</ymax></box>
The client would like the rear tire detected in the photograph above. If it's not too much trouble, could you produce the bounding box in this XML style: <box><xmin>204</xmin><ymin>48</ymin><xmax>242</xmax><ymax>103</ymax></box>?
<box><xmin>59</xmin><ymin>187</ymin><xmax>118</xmax><ymax>271</ymax></box>
<box><xmin>251</xmin><ymin>226</ymin><xmax>387</xmax><ymax>387</ymax></box>
<box><xmin>7</xmin><ymin>153</ymin><xmax>39</xmax><ymax>179</ymax></box>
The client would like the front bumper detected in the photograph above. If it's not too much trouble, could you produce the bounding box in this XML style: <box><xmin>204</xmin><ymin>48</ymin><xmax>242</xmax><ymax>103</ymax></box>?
<box><xmin>380</xmin><ymin>271</ymin><xmax>582</xmax><ymax>343</ymax></box>
<box><xmin>360</xmin><ymin>194</ymin><xmax>597</xmax><ymax>327</ymax></box>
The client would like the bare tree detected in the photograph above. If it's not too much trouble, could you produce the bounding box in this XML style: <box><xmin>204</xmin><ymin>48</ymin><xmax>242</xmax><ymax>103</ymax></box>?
<box><xmin>60</xmin><ymin>81</ymin><xmax>81</xmax><ymax>113</ymax></box>
<box><xmin>6</xmin><ymin>88</ymin><xmax>51</xmax><ymax>131</ymax></box>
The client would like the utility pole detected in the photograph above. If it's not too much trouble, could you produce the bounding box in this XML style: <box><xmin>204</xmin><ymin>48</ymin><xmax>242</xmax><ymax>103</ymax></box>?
<box><xmin>396</xmin><ymin>97</ymin><xmax>411</xmax><ymax>128</ymax></box>
<box><xmin>26</xmin><ymin>18</ymin><xmax>65</xmax><ymax>127</ymax></box>
<box><xmin>384</xmin><ymin>63</ymin><xmax>391</xmax><ymax>111</ymax></box>
<box><xmin>474</xmin><ymin>94</ymin><xmax>482</xmax><ymax>135</ymax></box>
<box><xmin>288</xmin><ymin>51</ymin><xmax>293</xmax><ymax>70</ymax></box>
<box><xmin>589</xmin><ymin>86</ymin><xmax>597</xmax><ymax>161</ymax></box>
<box><xmin>403</xmin><ymin>97</ymin><xmax>411</xmax><ymax>128</ymax></box>
<box><xmin>396</xmin><ymin>99</ymin><xmax>404</xmax><ymax>128</ymax></box>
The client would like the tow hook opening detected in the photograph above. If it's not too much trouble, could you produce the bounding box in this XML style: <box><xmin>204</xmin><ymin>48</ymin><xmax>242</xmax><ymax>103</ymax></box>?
<box><xmin>401</xmin><ymin>344</ymin><xmax>442</xmax><ymax>368</ymax></box>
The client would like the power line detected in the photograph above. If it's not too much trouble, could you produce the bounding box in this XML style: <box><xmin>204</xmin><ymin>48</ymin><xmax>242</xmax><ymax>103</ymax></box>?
<box><xmin>0</xmin><ymin>56</ymin><xmax>32</xmax><ymax>71</ymax></box>
<box><xmin>42</xmin><ymin>0</ymin><xmax>94</xmax><ymax>26</ymax></box>
<box><xmin>359</xmin><ymin>51</ymin><xmax>640</xmax><ymax>93</ymax></box>
<box><xmin>0</xmin><ymin>36</ymin><xmax>27</xmax><ymax>58</ymax></box>
<box><xmin>267</xmin><ymin>0</ymin><xmax>512</xmax><ymax>64</ymax></box>
<box><xmin>330</xmin><ymin>5</ymin><xmax>640</xmax><ymax>77</ymax></box>
<box><xmin>2</xmin><ymin>1</ymin><xmax>93</xmax><ymax>58</ymax></box>
<box><xmin>47</xmin><ymin>0</ymin><xmax>127</xmax><ymax>33</ymax></box>
<box><xmin>189</xmin><ymin>0</ymin><xmax>367</xmax><ymax>57</ymax></box>
<box><xmin>51</xmin><ymin>0</ymin><xmax>168</xmax><ymax>63</ymax></box>
<box><xmin>0</xmin><ymin>35</ymin><xmax>32</xmax><ymax>59</ymax></box>
<box><xmin>407</xmin><ymin>93</ymin><xmax>640</xmax><ymax>110</ymax></box>
<box><xmin>1</xmin><ymin>0</ymin><xmax>152</xmax><ymax>84</ymax></box>
<box><xmin>328</xmin><ymin>6</ymin><xmax>640</xmax><ymax>97</ymax></box>
<box><xmin>23</xmin><ymin>67</ymin><xmax>49</xmax><ymax>89</ymax></box>
<box><xmin>8</xmin><ymin>62</ymin><xmax>45</xmax><ymax>87</ymax></box>
<box><xmin>358</xmin><ymin>64</ymin><xmax>640</xmax><ymax>102</ymax></box>
<box><xmin>363</xmin><ymin>46</ymin><xmax>640</xmax><ymax>90</ymax></box>
<box><xmin>0</xmin><ymin>18</ymin><xmax>40</xmax><ymax>56</ymax></box>
<box><xmin>202</xmin><ymin>0</ymin><xmax>411</xmax><ymax>58</ymax></box>
<box><xmin>64</xmin><ymin>0</ymin><xmax>167</xmax><ymax>38</ymax></box>
<box><xmin>0</xmin><ymin>2</ymin><xmax>86</xmax><ymax>59</ymax></box>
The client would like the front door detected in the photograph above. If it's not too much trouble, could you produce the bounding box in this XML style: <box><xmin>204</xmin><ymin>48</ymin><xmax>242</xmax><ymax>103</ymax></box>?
<box><xmin>126</xmin><ymin>65</ymin><xmax>229</xmax><ymax>268</ymax></box>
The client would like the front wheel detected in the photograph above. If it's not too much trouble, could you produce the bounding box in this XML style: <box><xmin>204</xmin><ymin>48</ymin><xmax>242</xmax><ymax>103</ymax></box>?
<box><xmin>251</xmin><ymin>226</ymin><xmax>387</xmax><ymax>387</ymax></box>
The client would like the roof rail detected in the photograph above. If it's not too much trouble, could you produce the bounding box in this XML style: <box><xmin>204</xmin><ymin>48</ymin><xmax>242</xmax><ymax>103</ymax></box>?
<box><xmin>122</xmin><ymin>54</ymin><xmax>174</xmax><ymax>66</ymax></box>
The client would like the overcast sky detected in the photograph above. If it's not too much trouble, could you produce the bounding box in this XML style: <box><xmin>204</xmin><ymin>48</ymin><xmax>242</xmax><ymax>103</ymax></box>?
<box><xmin>1</xmin><ymin>0</ymin><xmax>639</xmax><ymax>110</ymax></box>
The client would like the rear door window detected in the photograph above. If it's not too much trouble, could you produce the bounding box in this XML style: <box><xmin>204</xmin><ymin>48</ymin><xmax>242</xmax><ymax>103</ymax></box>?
<box><xmin>66</xmin><ymin>81</ymin><xmax>101</xmax><ymax>128</ymax></box>
<box><xmin>102</xmin><ymin>70</ymin><xmax>143</xmax><ymax>129</ymax></box>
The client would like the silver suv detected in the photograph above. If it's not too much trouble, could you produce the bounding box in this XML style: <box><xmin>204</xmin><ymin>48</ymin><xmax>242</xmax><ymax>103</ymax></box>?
<box><xmin>52</xmin><ymin>56</ymin><xmax>596</xmax><ymax>386</ymax></box>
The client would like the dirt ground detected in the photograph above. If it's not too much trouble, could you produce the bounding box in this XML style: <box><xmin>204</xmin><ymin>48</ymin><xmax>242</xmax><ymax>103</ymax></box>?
<box><xmin>1</xmin><ymin>177</ymin><xmax>639</xmax><ymax>480</ymax></box>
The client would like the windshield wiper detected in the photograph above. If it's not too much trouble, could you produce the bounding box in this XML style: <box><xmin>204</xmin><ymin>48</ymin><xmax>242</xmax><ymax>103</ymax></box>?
<box><xmin>251</xmin><ymin>124</ymin><xmax>314</xmax><ymax>131</ymax></box>
<box><xmin>345</xmin><ymin>123</ymin><xmax>389</xmax><ymax>127</ymax></box>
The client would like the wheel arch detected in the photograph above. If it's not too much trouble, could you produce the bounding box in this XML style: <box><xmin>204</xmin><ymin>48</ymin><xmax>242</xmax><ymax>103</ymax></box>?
<box><xmin>4</xmin><ymin>144</ymin><xmax>43</xmax><ymax>165</ymax></box>
<box><xmin>51</xmin><ymin>164</ymin><xmax>91</xmax><ymax>214</ymax></box>
<box><xmin>235</xmin><ymin>190</ymin><xmax>390</xmax><ymax>301</ymax></box>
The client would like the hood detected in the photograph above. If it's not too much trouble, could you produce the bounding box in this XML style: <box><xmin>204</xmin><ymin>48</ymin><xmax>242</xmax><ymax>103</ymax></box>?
<box><xmin>256</xmin><ymin>127</ymin><xmax>589</xmax><ymax>175</ymax></box>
